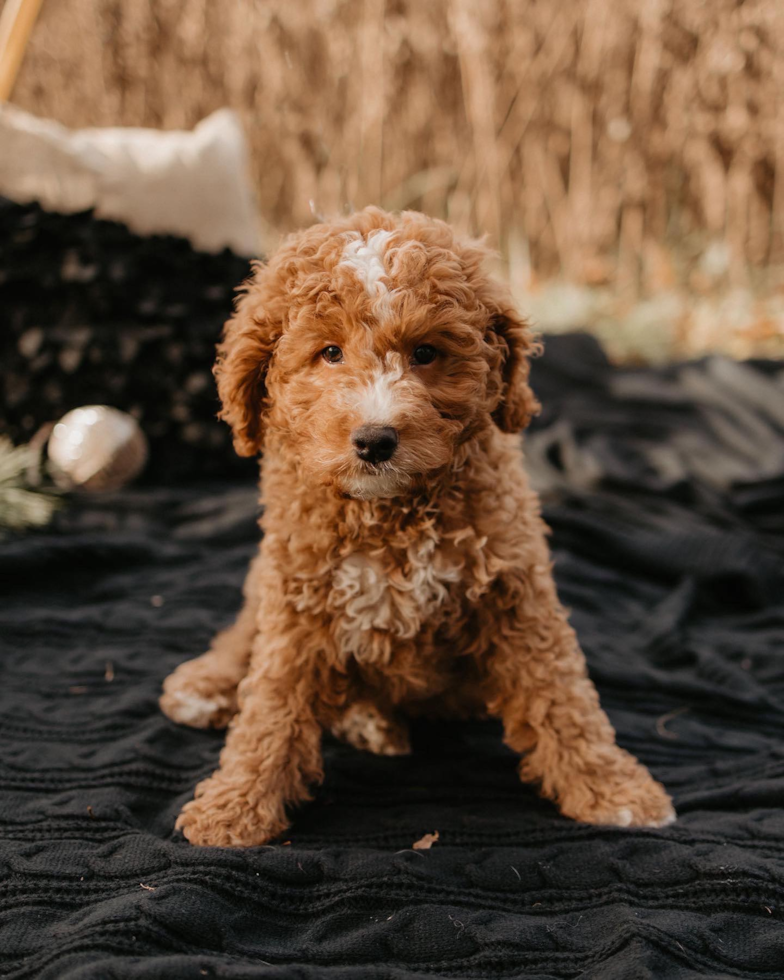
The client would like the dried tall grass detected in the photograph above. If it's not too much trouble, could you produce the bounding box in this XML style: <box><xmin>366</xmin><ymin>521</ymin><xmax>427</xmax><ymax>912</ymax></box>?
<box><xmin>5</xmin><ymin>0</ymin><xmax>784</xmax><ymax>357</ymax></box>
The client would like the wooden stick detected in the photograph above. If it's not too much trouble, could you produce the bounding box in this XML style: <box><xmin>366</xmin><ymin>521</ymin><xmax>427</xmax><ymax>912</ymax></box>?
<box><xmin>0</xmin><ymin>0</ymin><xmax>44</xmax><ymax>102</ymax></box>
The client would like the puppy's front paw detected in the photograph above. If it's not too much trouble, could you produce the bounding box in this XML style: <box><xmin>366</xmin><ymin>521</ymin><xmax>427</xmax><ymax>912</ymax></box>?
<box><xmin>555</xmin><ymin>750</ymin><xmax>676</xmax><ymax>829</ymax></box>
<box><xmin>160</xmin><ymin>662</ymin><xmax>239</xmax><ymax>729</ymax></box>
<box><xmin>160</xmin><ymin>687</ymin><xmax>233</xmax><ymax>729</ymax></box>
<box><xmin>605</xmin><ymin>799</ymin><xmax>676</xmax><ymax>829</ymax></box>
<box><xmin>585</xmin><ymin>784</ymin><xmax>676</xmax><ymax>829</ymax></box>
<box><xmin>176</xmin><ymin>774</ymin><xmax>288</xmax><ymax>847</ymax></box>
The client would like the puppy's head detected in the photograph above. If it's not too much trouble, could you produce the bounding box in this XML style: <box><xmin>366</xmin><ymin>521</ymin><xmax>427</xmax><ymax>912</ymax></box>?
<box><xmin>215</xmin><ymin>207</ymin><xmax>539</xmax><ymax>499</ymax></box>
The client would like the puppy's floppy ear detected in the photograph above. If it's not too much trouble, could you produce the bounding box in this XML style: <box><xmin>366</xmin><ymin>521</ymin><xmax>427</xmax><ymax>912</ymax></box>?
<box><xmin>485</xmin><ymin>287</ymin><xmax>542</xmax><ymax>433</ymax></box>
<box><xmin>213</xmin><ymin>265</ymin><xmax>283</xmax><ymax>457</ymax></box>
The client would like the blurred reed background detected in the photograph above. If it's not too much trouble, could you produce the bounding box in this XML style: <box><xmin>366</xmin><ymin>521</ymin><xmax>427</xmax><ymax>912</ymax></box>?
<box><xmin>5</xmin><ymin>0</ymin><xmax>784</xmax><ymax>361</ymax></box>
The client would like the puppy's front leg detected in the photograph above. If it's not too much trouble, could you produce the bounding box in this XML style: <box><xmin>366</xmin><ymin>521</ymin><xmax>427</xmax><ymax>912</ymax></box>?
<box><xmin>176</xmin><ymin>648</ymin><xmax>323</xmax><ymax>847</ymax></box>
<box><xmin>487</xmin><ymin>564</ymin><xmax>675</xmax><ymax>828</ymax></box>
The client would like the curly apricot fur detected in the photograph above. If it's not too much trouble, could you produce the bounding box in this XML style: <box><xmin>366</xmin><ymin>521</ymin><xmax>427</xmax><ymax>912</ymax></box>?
<box><xmin>162</xmin><ymin>207</ymin><xmax>674</xmax><ymax>847</ymax></box>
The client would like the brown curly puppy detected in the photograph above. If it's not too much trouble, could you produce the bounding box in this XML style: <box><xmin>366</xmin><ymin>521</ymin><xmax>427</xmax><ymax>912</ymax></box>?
<box><xmin>160</xmin><ymin>206</ymin><xmax>675</xmax><ymax>847</ymax></box>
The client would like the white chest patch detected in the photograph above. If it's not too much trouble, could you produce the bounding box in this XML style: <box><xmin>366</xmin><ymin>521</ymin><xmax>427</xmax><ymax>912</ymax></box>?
<box><xmin>329</xmin><ymin>541</ymin><xmax>461</xmax><ymax>663</ymax></box>
<box><xmin>339</xmin><ymin>229</ymin><xmax>394</xmax><ymax>298</ymax></box>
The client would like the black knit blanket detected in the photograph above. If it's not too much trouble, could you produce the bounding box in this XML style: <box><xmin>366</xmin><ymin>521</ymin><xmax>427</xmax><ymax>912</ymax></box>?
<box><xmin>2</xmin><ymin>334</ymin><xmax>784</xmax><ymax>979</ymax></box>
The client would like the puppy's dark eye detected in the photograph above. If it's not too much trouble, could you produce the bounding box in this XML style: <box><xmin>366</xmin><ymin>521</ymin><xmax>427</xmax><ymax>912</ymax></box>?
<box><xmin>321</xmin><ymin>345</ymin><xmax>343</xmax><ymax>363</ymax></box>
<box><xmin>412</xmin><ymin>344</ymin><xmax>437</xmax><ymax>365</ymax></box>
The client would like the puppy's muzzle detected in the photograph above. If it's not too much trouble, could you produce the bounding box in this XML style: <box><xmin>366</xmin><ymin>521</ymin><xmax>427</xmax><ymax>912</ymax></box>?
<box><xmin>352</xmin><ymin>425</ymin><xmax>398</xmax><ymax>465</ymax></box>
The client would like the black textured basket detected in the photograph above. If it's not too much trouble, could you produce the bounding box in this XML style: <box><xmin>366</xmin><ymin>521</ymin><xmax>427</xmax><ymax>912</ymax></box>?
<box><xmin>0</xmin><ymin>198</ymin><xmax>256</xmax><ymax>483</ymax></box>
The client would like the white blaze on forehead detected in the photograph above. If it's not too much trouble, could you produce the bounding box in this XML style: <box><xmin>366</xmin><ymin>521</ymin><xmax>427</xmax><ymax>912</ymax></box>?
<box><xmin>339</xmin><ymin>229</ymin><xmax>395</xmax><ymax>297</ymax></box>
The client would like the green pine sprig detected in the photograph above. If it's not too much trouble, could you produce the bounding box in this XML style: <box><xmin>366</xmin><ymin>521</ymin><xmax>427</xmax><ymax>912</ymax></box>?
<box><xmin>0</xmin><ymin>436</ymin><xmax>61</xmax><ymax>535</ymax></box>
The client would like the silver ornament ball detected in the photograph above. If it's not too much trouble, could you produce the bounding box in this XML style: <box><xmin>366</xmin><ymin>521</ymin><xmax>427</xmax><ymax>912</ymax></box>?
<box><xmin>48</xmin><ymin>406</ymin><xmax>148</xmax><ymax>492</ymax></box>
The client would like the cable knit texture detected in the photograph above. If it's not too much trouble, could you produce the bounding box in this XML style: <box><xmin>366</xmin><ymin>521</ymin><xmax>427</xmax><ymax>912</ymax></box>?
<box><xmin>2</xmin><ymin>334</ymin><xmax>784</xmax><ymax>977</ymax></box>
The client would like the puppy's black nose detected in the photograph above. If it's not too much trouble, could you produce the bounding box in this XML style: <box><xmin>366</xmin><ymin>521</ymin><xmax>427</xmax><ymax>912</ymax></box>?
<box><xmin>352</xmin><ymin>425</ymin><xmax>398</xmax><ymax>464</ymax></box>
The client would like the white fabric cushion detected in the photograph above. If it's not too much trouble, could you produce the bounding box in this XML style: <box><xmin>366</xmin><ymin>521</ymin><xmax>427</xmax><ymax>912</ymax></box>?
<box><xmin>0</xmin><ymin>104</ymin><xmax>262</xmax><ymax>256</ymax></box>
